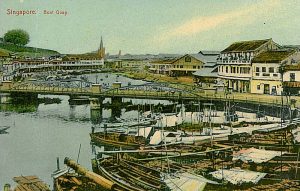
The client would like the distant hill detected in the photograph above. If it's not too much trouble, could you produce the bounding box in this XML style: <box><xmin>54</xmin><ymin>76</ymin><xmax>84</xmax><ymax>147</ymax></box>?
<box><xmin>0</xmin><ymin>42</ymin><xmax>60</xmax><ymax>57</ymax></box>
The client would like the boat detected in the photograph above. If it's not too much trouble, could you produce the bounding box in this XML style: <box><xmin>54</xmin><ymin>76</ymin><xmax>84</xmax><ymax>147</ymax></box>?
<box><xmin>97</xmin><ymin>158</ymin><xmax>169</xmax><ymax>191</ymax></box>
<box><xmin>90</xmin><ymin>132</ymin><xmax>146</xmax><ymax>149</ymax></box>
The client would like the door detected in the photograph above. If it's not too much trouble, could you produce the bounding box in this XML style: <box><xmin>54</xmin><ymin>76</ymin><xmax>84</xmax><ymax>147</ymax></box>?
<box><xmin>264</xmin><ymin>84</ymin><xmax>270</xmax><ymax>94</ymax></box>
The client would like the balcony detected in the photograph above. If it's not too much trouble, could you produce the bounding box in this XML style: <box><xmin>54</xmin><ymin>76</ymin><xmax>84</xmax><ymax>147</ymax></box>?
<box><xmin>217</xmin><ymin>57</ymin><xmax>251</xmax><ymax>65</ymax></box>
<box><xmin>283</xmin><ymin>81</ymin><xmax>300</xmax><ymax>88</ymax></box>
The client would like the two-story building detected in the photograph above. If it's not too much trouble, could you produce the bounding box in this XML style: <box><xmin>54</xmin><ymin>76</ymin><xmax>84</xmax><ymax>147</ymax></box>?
<box><xmin>149</xmin><ymin>58</ymin><xmax>177</xmax><ymax>75</ymax></box>
<box><xmin>250</xmin><ymin>50</ymin><xmax>299</xmax><ymax>95</ymax></box>
<box><xmin>170</xmin><ymin>54</ymin><xmax>205</xmax><ymax>76</ymax></box>
<box><xmin>217</xmin><ymin>39</ymin><xmax>280</xmax><ymax>92</ymax></box>
<box><xmin>282</xmin><ymin>62</ymin><xmax>300</xmax><ymax>95</ymax></box>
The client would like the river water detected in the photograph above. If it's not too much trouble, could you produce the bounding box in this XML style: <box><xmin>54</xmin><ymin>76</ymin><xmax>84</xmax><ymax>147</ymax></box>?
<box><xmin>0</xmin><ymin>73</ymin><xmax>152</xmax><ymax>188</ymax></box>
<box><xmin>0</xmin><ymin>73</ymin><xmax>269</xmax><ymax>188</ymax></box>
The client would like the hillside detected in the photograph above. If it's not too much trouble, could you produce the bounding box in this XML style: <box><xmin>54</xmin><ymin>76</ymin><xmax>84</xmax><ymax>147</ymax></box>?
<box><xmin>0</xmin><ymin>42</ymin><xmax>60</xmax><ymax>57</ymax></box>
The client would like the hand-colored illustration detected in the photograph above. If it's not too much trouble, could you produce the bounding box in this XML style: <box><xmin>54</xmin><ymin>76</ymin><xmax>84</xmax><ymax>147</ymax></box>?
<box><xmin>1</xmin><ymin>0</ymin><xmax>300</xmax><ymax>190</ymax></box>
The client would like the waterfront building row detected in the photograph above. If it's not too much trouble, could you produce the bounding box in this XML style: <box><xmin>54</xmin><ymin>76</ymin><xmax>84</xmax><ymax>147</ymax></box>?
<box><xmin>194</xmin><ymin>38</ymin><xmax>300</xmax><ymax>95</ymax></box>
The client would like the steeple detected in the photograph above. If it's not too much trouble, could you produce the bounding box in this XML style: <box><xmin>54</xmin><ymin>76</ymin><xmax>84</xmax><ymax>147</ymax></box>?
<box><xmin>100</xmin><ymin>36</ymin><xmax>103</xmax><ymax>50</ymax></box>
<box><xmin>98</xmin><ymin>36</ymin><xmax>105</xmax><ymax>59</ymax></box>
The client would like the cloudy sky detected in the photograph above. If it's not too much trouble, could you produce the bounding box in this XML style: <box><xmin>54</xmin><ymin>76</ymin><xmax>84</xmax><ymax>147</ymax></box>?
<box><xmin>0</xmin><ymin>0</ymin><xmax>299</xmax><ymax>54</ymax></box>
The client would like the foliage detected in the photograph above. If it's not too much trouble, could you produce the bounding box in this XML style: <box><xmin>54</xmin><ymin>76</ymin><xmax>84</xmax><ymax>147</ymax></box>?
<box><xmin>0</xmin><ymin>43</ymin><xmax>59</xmax><ymax>55</ymax></box>
<box><xmin>4</xmin><ymin>29</ymin><xmax>30</xmax><ymax>46</ymax></box>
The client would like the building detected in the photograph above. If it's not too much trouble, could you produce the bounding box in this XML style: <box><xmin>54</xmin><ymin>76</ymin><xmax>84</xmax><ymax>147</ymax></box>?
<box><xmin>192</xmin><ymin>51</ymin><xmax>220</xmax><ymax>88</ymax></box>
<box><xmin>250</xmin><ymin>50</ymin><xmax>300</xmax><ymax>95</ymax></box>
<box><xmin>2</xmin><ymin>37</ymin><xmax>106</xmax><ymax>74</ymax></box>
<box><xmin>282</xmin><ymin>62</ymin><xmax>300</xmax><ymax>95</ymax></box>
<box><xmin>149</xmin><ymin>52</ymin><xmax>219</xmax><ymax>76</ymax></box>
<box><xmin>149</xmin><ymin>58</ymin><xmax>177</xmax><ymax>75</ymax></box>
<box><xmin>217</xmin><ymin>38</ymin><xmax>280</xmax><ymax>92</ymax></box>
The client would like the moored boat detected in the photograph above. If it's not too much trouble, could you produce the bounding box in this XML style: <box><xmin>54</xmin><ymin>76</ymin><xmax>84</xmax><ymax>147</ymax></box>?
<box><xmin>90</xmin><ymin>132</ymin><xmax>146</xmax><ymax>149</ymax></box>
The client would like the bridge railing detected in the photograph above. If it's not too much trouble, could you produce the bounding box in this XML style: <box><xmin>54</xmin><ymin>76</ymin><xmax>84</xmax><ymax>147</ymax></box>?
<box><xmin>0</xmin><ymin>82</ymin><xmax>91</xmax><ymax>94</ymax></box>
<box><xmin>0</xmin><ymin>82</ymin><xmax>295</xmax><ymax>107</ymax></box>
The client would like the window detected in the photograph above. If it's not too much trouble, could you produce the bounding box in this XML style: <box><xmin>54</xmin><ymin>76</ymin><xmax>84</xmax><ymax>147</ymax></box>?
<box><xmin>222</xmin><ymin>66</ymin><xmax>224</xmax><ymax>72</ymax></box>
<box><xmin>257</xmin><ymin>85</ymin><xmax>260</xmax><ymax>90</ymax></box>
<box><xmin>185</xmin><ymin>56</ymin><xmax>191</xmax><ymax>62</ymax></box>
<box><xmin>180</xmin><ymin>65</ymin><xmax>183</xmax><ymax>68</ymax></box>
<box><xmin>262</xmin><ymin>67</ymin><xmax>266</xmax><ymax>72</ymax></box>
<box><xmin>193</xmin><ymin>66</ymin><xmax>196</xmax><ymax>69</ymax></box>
<box><xmin>290</xmin><ymin>73</ymin><xmax>296</xmax><ymax>82</ymax></box>
<box><xmin>269</xmin><ymin>67</ymin><xmax>274</xmax><ymax>73</ymax></box>
<box><xmin>198</xmin><ymin>66</ymin><xmax>201</xmax><ymax>69</ymax></box>
<box><xmin>256</xmin><ymin>67</ymin><xmax>260</xmax><ymax>72</ymax></box>
<box><xmin>226</xmin><ymin>66</ymin><xmax>228</xmax><ymax>73</ymax></box>
<box><xmin>233</xmin><ymin>67</ymin><xmax>236</xmax><ymax>73</ymax></box>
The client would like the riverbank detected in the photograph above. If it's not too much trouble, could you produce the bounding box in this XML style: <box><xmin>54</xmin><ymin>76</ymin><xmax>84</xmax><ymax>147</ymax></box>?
<box><xmin>117</xmin><ymin>70</ymin><xmax>194</xmax><ymax>85</ymax></box>
<box><xmin>117</xmin><ymin>70</ymin><xmax>300</xmax><ymax>109</ymax></box>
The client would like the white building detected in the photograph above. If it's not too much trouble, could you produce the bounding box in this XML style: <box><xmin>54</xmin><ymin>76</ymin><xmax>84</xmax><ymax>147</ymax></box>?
<box><xmin>250</xmin><ymin>50</ymin><xmax>300</xmax><ymax>95</ymax></box>
<box><xmin>217</xmin><ymin>39</ymin><xmax>280</xmax><ymax>92</ymax></box>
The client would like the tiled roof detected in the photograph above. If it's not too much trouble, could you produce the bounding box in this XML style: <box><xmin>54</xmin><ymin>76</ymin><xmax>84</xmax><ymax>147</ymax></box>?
<box><xmin>221</xmin><ymin>39</ymin><xmax>271</xmax><ymax>53</ymax></box>
<box><xmin>198</xmin><ymin>50</ymin><xmax>220</xmax><ymax>55</ymax></box>
<box><xmin>63</xmin><ymin>53</ymin><xmax>100</xmax><ymax>61</ymax></box>
<box><xmin>252</xmin><ymin>50</ymin><xmax>295</xmax><ymax>63</ymax></box>
<box><xmin>193</xmin><ymin>67</ymin><xmax>218</xmax><ymax>77</ymax></box>
<box><xmin>150</xmin><ymin>58</ymin><xmax>177</xmax><ymax>64</ymax></box>
<box><xmin>189</xmin><ymin>53</ymin><xmax>218</xmax><ymax>64</ymax></box>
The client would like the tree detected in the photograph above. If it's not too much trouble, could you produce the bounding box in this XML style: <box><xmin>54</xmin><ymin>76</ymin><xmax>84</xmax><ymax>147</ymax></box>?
<box><xmin>4</xmin><ymin>29</ymin><xmax>30</xmax><ymax>46</ymax></box>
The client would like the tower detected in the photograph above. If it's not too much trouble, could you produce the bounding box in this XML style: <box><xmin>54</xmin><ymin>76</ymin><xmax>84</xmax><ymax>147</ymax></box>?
<box><xmin>98</xmin><ymin>36</ymin><xmax>105</xmax><ymax>59</ymax></box>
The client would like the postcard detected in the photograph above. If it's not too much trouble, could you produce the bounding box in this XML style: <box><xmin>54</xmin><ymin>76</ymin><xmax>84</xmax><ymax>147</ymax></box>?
<box><xmin>1</xmin><ymin>0</ymin><xmax>300</xmax><ymax>190</ymax></box>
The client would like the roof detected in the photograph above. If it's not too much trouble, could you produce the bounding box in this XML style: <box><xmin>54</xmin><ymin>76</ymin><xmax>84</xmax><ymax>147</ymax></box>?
<box><xmin>198</xmin><ymin>50</ymin><xmax>220</xmax><ymax>55</ymax></box>
<box><xmin>221</xmin><ymin>39</ymin><xmax>271</xmax><ymax>53</ymax></box>
<box><xmin>164</xmin><ymin>172</ymin><xmax>218</xmax><ymax>191</ymax></box>
<box><xmin>189</xmin><ymin>53</ymin><xmax>218</xmax><ymax>64</ymax></box>
<box><xmin>136</xmin><ymin>127</ymin><xmax>153</xmax><ymax>139</ymax></box>
<box><xmin>252</xmin><ymin>50</ymin><xmax>295</xmax><ymax>63</ymax></box>
<box><xmin>193</xmin><ymin>67</ymin><xmax>218</xmax><ymax>78</ymax></box>
<box><xmin>233</xmin><ymin>148</ymin><xmax>284</xmax><ymax>163</ymax></box>
<box><xmin>149</xmin><ymin>130</ymin><xmax>182</xmax><ymax>145</ymax></box>
<box><xmin>150</xmin><ymin>58</ymin><xmax>177</xmax><ymax>64</ymax></box>
<box><xmin>62</xmin><ymin>53</ymin><xmax>100</xmax><ymax>61</ymax></box>
<box><xmin>210</xmin><ymin>168</ymin><xmax>266</xmax><ymax>185</ymax></box>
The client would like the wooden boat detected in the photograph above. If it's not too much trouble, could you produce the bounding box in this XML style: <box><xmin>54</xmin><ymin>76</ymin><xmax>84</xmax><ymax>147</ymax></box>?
<box><xmin>90</xmin><ymin>132</ymin><xmax>146</xmax><ymax>149</ymax></box>
<box><xmin>97</xmin><ymin>158</ymin><xmax>169</xmax><ymax>191</ymax></box>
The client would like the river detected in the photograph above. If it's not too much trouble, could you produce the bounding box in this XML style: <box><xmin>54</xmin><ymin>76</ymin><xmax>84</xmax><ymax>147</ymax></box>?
<box><xmin>0</xmin><ymin>72</ymin><xmax>272</xmax><ymax>188</ymax></box>
<box><xmin>0</xmin><ymin>73</ymin><xmax>153</xmax><ymax>188</ymax></box>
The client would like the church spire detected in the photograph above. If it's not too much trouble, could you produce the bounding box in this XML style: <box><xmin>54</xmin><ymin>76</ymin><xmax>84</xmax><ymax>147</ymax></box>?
<box><xmin>100</xmin><ymin>36</ymin><xmax>103</xmax><ymax>50</ymax></box>
<box><xmin>98</xmin><ymin>36</ymin><xmax>105</xmax><ymax>59</ymax></box>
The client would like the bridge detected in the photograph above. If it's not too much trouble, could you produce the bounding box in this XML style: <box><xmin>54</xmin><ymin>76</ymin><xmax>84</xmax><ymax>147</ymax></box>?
<box><xmin>0</xmin><ymin>80</ymin><xmax>296</xmax><ymax>109</ymax></box>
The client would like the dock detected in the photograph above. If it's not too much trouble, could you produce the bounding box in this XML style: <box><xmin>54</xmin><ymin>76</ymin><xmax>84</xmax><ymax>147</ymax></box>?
<box><xmin>13</xmin><ymin>176</ymin><xmax>50</xmax><ymax>191</ymax></box>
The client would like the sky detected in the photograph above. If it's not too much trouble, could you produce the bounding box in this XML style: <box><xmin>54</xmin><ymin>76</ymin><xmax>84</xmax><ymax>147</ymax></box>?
<box><xmin>0</xmin><ymin>0</ymin><xmax>300</xmax><ymax>55</ymax></box>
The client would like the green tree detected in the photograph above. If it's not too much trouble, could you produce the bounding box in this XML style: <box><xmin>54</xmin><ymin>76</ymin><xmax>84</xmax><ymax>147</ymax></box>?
<box><xmin>4</xmin><ymin>29</ymin><xmax>30</xmax><ymax>46</ymax></box>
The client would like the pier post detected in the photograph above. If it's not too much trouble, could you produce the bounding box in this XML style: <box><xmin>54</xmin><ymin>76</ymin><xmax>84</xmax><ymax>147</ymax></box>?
<box><xmin>111</xmin><ymin>97</ymin><xmax>122</xmax><ymax>119</ymax></box>
<box><xmin>89</xmin><ymin>97</ymin><xmax>104</xmax><ymax>110</ymax></box>
<box><xmin>90</xmin><ymin>97</ymin><xmax>104</xmax><ymax>124</ymax></box>
<box><xmin>91</xmin><ymin>84</ymin><xmax>102</xmax><ymax>94</ymax></box>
